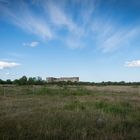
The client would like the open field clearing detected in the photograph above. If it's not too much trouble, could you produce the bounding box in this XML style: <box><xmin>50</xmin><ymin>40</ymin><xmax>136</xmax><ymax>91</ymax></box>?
<box><xmin>0</xmin><ymin>85</ymin><xmax>140</xmax><ymax>140</ymax></box>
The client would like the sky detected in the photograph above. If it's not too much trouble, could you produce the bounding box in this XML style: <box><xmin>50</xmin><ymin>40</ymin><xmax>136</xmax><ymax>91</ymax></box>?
<box><xmin>0</xmin><ymin>0</ymin><xmax>140</xmax><ymax>82</ymax></box>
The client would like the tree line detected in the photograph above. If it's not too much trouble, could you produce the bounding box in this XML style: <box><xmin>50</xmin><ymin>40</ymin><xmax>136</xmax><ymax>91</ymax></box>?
<box><xmin>0</xmin><ymin>76</ymin><xmax>140</xmax><ymax>86</ymax></box>
<box><xmin>0</xmin><ymin>76</ymin><xmax>44</xmax><ymax>85</ymax></box>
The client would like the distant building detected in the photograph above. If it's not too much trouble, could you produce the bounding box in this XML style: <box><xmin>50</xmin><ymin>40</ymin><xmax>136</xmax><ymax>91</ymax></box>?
<box><xmin>46</xmin><ymin>77</ymin><xmax>79</xmax><ymax>83</ymax></box>
<box><xmin>46</xmin><ymin>77</ymin><xmax>57</xmax><ymax>83</ymax></box>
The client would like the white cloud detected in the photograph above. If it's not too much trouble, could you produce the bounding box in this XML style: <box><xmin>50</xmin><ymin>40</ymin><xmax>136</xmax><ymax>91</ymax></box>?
<box><xmin>29</xmin><ymin>41</ymin><xmax>39</xmax><ymax>47</ymax></box>
<box><xmin>44</xmin><ymin>1</ymin><xmax>93</xmax><ymax>49</ymax></box>
<box><xmin>47</xmin><ymin>3</ymin><xmax>77</xmax><ymax>32</ymax></box>
<box><xmin>102</xmin><ymin>28</ymin><xmax>138</xmax><ymax>53</ymax></box>
<box><xmin>0</xmin><ymin>0</ymin><xmax>53</xmax><ymax>40</ymax></box>
<box><xmin>1</xmin><ymin>0</ymin><xmax>140</xmax><ymax>52</ymax></box>
<box><xmin>0</xmin><ymin>61</ymin><xmax>20</xmax><ymax>69</ymax></box>
<box><xmin>125</xmin><ymin>60</ymin><xmax>140</xmax><ymax>67</ymax></box>
<box><xmin>91</xmin><ymin>19</ymin><xmax>140</xmax><ymax>53</ymax></box>
<box><xmin>23</xmin><ymin>41</ymin><xmax>39</xmax><ymax>47</ymax></box>
<box><xmin>66</xmin><ymin>38</ymin><xmax>84</xmax><ymax>49</ymax></box>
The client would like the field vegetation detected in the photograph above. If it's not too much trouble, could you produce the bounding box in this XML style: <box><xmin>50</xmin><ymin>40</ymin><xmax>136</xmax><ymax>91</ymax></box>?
<box><xmin>0</xmin><ymin>85</ymin><xmax>140</xmax><ymax>140</ymax></box>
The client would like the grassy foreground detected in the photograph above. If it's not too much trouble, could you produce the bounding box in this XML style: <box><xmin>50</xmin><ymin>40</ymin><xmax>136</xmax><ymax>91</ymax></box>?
<box><xmin>0</xmin><ymin>85</ymin><xmax>140</xmax><ymax>140</ymax></box>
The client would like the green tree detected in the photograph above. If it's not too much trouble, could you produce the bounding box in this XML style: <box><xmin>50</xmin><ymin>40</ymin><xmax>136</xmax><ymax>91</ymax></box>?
<box><xmin>28</xmin><ymin>77</ymin><xmax>35</xmax><ymax>85</ymax></box>
<box><xmin>19</xmin><ymin>76</ymin><xmax>28</xmax><ymax>85</ymax></box>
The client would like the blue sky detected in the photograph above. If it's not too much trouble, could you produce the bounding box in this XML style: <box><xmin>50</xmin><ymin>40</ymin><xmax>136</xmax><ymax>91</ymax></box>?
<box><xmin>0</xmin><ymin>0</ymin><xmax>140</xmax><ymax>82</ymax></box>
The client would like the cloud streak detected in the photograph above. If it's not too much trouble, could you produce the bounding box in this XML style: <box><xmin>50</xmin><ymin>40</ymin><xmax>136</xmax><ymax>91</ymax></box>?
<box><xmin>0</xmin><ymin>0</ymin><xmax>53</xmax><ymax>40</ymax></box>
<box><xmin>23</xmin><ymin>41</ymin><xmax>39</xmax><ymax>47</ymax></box>
<box><xmin>48</xmin><ymin>3</ymin><xmax>76</xmax><ymax>32</ymax></box>
<box><xmin>125</xmin><ymin>60</ymin><xmax>140</xmax><ymax>67</ymax></box>
<box><xmin>91</xmin><ymin>15</ymin><xmax>140</xmax><ymax>52</ymax></box>
<box><xmin>0</xmin><ymin>61</ymin><xmax>20</xmax><ymax>69</ymax></box>
<box><xmin>0</xmin><ymin>0</ymin><xmax>140</xmax><ymax>52</ymax></box>
<box><xmin>98</xmin><ymin>25</ymin><xmax>139</xmax><ymax>53</ymax></box>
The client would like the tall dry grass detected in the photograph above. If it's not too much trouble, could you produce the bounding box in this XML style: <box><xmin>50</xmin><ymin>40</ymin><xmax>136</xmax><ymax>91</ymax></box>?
<box><xmin>0</xmin><ymin>85</ymin><xmax>140</xmax><ymax>140</ymax></box>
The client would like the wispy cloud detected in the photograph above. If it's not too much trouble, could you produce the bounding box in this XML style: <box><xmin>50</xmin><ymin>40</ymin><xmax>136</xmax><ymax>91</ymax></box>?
<box><xmin>48</xmin><ymin>3</ymin><xmax>76</xmax><ymax>32</ymax></box>
<box><xmin>65</xmin><ymin>37</ymin><xmax>85</xmax><ymax>49</ymax></box>
<box><xmin>0</xmin><ymin>0</ymin><xmax>53</xmax><ymax>40</ymax></box>
<box><xmin>0</xmin><ymin>0</ymin><xmax>140</xmax><ymax>51</ymax></box>
<box><xmin>91</xmin><ymin>18</ymin><xmax>140</xmax><ymax>53</ymax></box>
<box><xmin>23</xmin><ymin>41</ymin><xmax>39</xmax><ymax>47</ymax></box>
<box><xmin>0</xmin><ymin>61</ymin><xmax>20</xmax><ymax>69</ymax></box>
<box><xmin>101</xmin><ymin>27</ymin><xmax>139</xmax><ymax>53</ymax></box>
<box><xmin>43</xmin><ymin>0</ymin><xmax>95</xmax><ymax>48</ymax></box>
<box><xmin>125</xmin><ymin>60</ymin><xmax>140</xmax><ymax>67</ymax></box>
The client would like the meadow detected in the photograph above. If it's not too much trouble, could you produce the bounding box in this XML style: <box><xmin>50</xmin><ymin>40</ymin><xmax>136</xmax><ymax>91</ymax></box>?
<box><xmin>0</xmin><ymin>85</ymin><xmax>140</xmax><ymax>140</ymax></box>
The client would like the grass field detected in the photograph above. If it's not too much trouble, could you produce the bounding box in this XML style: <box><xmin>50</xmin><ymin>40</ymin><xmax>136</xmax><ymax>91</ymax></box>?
<box><xmin>0</xmin><ymin>85</ymin><xmax>140</xmax><ymax>140</ymax></box>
